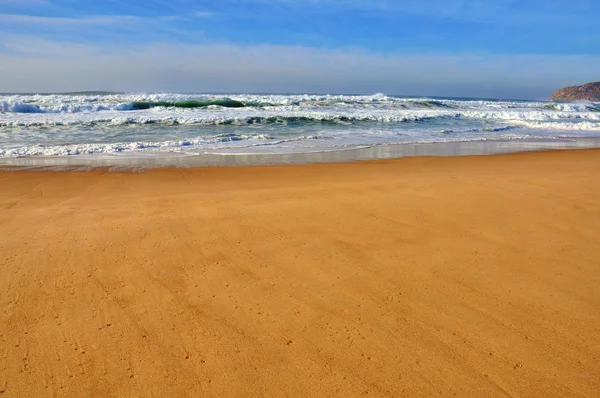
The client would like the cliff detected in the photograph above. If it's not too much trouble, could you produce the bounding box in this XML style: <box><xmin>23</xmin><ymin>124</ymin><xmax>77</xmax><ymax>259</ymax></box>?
<box><xmin>550</xmin><ymin>82</ymin><xmax>600</xmax><ymax>101</ymax></box>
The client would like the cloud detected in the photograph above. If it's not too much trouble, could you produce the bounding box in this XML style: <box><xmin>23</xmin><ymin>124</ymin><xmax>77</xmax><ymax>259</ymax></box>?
<box><xmin>227</xmin><ymin>0</ymin><xmax>513</xmax><ymax>22</ymax></box>
<box><xmin>195</xmin><ymin>11</ymin><xmax>215</xmax><ymax>18</ymax></box>
<box><xmin>0</xmin><ymin>12</ymin><xmax>177</xmax><ymax>28</ymax></box>
<box><xmin>0</xmin><ymin>13</ymin><xmax>144</xmax><ymax>26</ymax></box>
<box><xmin>224</xmin><ymin>0</ymin><xmax>596</xmax><ymax>25</ymax></box>
<box><xmin>1</xmin><ymin>37</ymin><xmax>599</xmax><ymax>99</ymax></box>
<box><xmin>0</xmin><ymin>0</ymin><xmax>49</xmax><ymax>4</ymax></box>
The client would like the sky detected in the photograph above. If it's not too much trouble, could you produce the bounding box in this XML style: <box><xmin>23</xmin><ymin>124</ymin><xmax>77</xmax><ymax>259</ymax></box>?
<box><xmin>0</xmin><ymin>0</ymin><xmax>599</xmax><ymax>99</ymax></box>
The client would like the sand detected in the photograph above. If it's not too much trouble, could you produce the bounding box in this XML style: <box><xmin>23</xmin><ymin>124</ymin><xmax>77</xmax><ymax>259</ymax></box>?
<box><xmin>1</xmin><ymin>149</ymin><xmax>600</xmax><ymax>397</ymax></box>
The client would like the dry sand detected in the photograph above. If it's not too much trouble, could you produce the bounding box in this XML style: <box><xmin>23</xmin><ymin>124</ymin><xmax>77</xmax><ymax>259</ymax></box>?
<box><xmin>1</xmin><ymin>150</ymin><xmax>600</xmax><ymax>397</ymax></box>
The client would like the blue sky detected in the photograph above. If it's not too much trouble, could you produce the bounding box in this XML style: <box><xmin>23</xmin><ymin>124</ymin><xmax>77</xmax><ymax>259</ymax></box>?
<box><xmin>1</xmin><ymin>0</ymin><xmax>599</xmax><ymax>98</ymax></box>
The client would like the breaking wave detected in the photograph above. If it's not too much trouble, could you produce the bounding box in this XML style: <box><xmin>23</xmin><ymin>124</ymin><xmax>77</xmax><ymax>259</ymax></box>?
<box><xmin>130</xmin><ymin>99</ymin><xmax>254</xmax><ymax>110</ymax></box>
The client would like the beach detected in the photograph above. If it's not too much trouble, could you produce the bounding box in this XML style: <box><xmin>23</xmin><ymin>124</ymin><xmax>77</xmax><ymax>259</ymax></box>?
<box><xmin>1</xmin><ymin>149</ymin><xmax>600</xmax><ymax>397</ymax></box>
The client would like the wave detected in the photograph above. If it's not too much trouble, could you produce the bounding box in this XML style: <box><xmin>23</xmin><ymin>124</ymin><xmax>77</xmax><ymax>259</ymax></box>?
<box><xmin>3</xmin><ymin>108</ymin><xmax>600</xmax><ymax>129</ymax></box>
<box><xmin>0</xmin><ymin>133</ymin><xmax>326</xmax><ymax>157</ymax></box>
<box><xmin>1</xmin><ymin>101</ymin><xmax>44</xmax><ymax>113</ymax></box>
<box><xmin>0</xmin><ymin>100</ymin><xmax>132</xmax><ymax>114</ymax></box>
<box><xmin>509</xmin><ymin>120</ymin><xmax>600</xmax><ymax>131</ymax></box>
<box><xmin>130</xmin><ymin>99</ymin><xmax>253</xmax><ymax>110</ymax></box>
<box><xmin>0</xmin><ymin>112</ymin><xmax>462</xmax><ymax>127</ymax></box>
<box><xmin>2</xmin><ymin>132</ymin><xmax>580</xmax><ymax>158</ymax></box>
<box><xmin>439</xmin><ymin>125</ymin><xmax>518</xmax><ymax>134</ymax></box>
<box><xmin>2</xmin><ymin>93</ymin><xmax>599</xmax><ymax>115</ymax></box>
<box><xmin>2</xmin><ymin>123</ymin><xmax>600</xmax><ymax>159</ymax></box>
<box><xmin>0</xmin><ymin>97</ymin><xmax>452</xmax><ymax>114</ymax></box>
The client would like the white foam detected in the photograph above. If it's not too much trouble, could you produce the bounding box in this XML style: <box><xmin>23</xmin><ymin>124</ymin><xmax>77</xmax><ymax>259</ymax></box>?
<box><xmin>2</xmin><ymin>106</ymin><xmax>599</xmax><ymax>127</ymax></box>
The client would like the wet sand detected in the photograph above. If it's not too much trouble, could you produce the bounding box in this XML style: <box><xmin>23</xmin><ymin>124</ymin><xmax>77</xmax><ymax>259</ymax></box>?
<box><xmin>1</xmin><ymin>149</ymin><xmax>600</xmax><ymax>396</ymax></box>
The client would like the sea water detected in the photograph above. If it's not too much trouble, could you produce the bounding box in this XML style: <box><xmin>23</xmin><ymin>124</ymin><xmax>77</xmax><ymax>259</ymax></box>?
<box><xmin>1</xmin><ymin>92</ymin><xmax>599</xmax><ymax>160</ymax></box>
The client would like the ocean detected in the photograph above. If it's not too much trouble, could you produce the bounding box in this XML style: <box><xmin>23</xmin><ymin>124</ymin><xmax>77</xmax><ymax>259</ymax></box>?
<box><xmin>1</xmin><ymin>92</ymin><xmax>599</xmax><ymax>160</ymax></box>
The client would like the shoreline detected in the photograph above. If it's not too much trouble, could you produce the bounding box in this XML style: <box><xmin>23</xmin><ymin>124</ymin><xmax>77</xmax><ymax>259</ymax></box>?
<box><xmin>2</xmin><ymin>137</ymin><xmax>600</xmax><ymax>170</ymax></box>
<box><xmin>1</xmin><ymin>149</ymin><xmax>599</xmax><ymax>396</ymax></box>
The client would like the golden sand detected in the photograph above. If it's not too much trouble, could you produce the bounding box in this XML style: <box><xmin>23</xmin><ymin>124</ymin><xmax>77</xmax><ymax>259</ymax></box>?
<box><xmin>1</xmin><ymin>150</ymin><xmax>600</xmax><ymax>397</ymax></box>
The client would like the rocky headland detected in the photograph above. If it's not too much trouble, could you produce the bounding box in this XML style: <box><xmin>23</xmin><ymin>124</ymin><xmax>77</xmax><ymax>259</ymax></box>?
<box><xmin>550</xmin><ymin>81</ymin><xmax>600</xmax><ymax>101</ymax></box>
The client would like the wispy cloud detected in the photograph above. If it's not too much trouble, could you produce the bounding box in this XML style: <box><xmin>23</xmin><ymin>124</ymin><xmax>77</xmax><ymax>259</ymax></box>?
<box><xmin>0</xmin><ymin>13</ymin><xmax>143</xmax><ymax>26</ymax></box>
<box><xmin>227</xmin><ymin>0</ymin><xmax>591</xmax><ymax>25</ymax></box>
<box><xmin>0</xmin><ymin>13</ymin><xmax>203</xmax><ymax>45</ymax></box>
<box><xmin>0</xmin><ymin>13</ymin><xmax>186</xmax><ymax>26</ymax></box>
<box><xmin>0</xmin><ymin>0</ymin><xmax>49</xmax><ymax>5</ymax></box>
<box><xmin>229</xmin><ymin>0</ymin><xmax>512</xmax><ymax>22</ymax></box>
<box><xmin>195</xmin><ymin>11</ymin><xmax>215</xmax><ymax>18</ymax></box>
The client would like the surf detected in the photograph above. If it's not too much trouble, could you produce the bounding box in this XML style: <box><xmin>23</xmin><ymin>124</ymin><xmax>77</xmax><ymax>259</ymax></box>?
<box><xmin>130</xmin><ymin>99</ymin><xmax>250</xmax><ymax>110</ymax></box>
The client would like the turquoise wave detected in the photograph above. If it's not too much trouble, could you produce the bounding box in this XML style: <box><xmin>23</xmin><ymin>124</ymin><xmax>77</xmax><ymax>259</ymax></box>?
<box><xmin>131</xmin><ymin>99</ymin><xmax>251</xmax><ymax>109</ymax></box>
